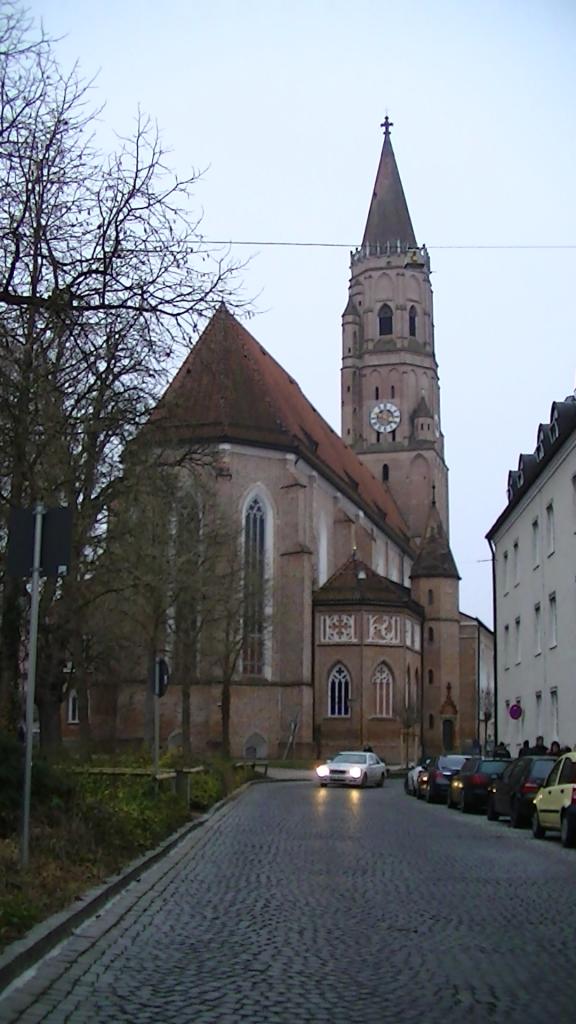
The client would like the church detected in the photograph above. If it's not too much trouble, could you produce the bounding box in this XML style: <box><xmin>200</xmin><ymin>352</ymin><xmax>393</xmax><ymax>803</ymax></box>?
<box><xmin>68</xmin><ymin>121</ymin><xmax>493</xmax><ymax>762</ymax></box>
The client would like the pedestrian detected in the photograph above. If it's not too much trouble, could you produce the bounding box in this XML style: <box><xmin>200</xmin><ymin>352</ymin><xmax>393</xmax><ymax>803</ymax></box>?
<box><xmin>530</xmin><ymin>736</ymin><xmax>548</xmax><ymax>755</ymax></box>
<box><xmin>549</xmin><ymin>740</ymin><xmax>561</xmax><ymax>757</ymax></box>
<box><xmin>494</xmin><ymin>741</ymin><xmax>511</xmax><ymax>759</ymax></box>
<box><xmin>518</xmin><ymin>740</ymin><xmax>530</xmax><ymax>757</ymax></box>
<box><xmin>363</xmin><ymin>744</ymin><xmax>374</xmax><ymax>753</ymax></box>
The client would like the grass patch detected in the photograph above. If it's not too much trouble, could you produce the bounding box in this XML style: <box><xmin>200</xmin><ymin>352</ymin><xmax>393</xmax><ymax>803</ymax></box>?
<box><xmin>0</xmin><ymin>736</ymin><xmax>255</xmax><ymax>953</ymax></box>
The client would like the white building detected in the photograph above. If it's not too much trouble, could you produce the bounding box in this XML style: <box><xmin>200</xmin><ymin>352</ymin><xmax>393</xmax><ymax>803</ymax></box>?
<box><xmin>487</xmin><ymin>395</ymin><xmax>576</xmax><ymax>753</ymax></box>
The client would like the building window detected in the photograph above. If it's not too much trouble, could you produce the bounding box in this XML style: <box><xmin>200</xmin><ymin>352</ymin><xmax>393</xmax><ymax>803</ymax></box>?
<box><xmin>503</xmin><ymin>624</ymin><xmax>510</xmax><ymax>669</ymax></box>
<box><xmin>382</xmin><ymin>464</ymin><xmax>389</xmax><ymax>482</ymax></box>
<box><xmin>545</xmin><ymin>503</ymin><xmax>555</xmax><ymax>555</ymax></box>
<box><xmin>513</xmin><ymin>540</ymin><xmax>519</xmax><ymax>585</ymax></box>
<box><xmin>378</xmin><ymin>304</ymin><xmax>393</xmax><ymax>336</ymax></box>
<box><xmin>67</xmin><ymin>689</ymin><xmax>79</xmax><ymax>725</ymax></box>
<box><xmin>503</xmin><ymin>550</ymin><xmax>509</xmax><ymax>594</ymax></box>
<box><xmin>390</xmin><ymin>385</ymin><xmax>395</xmax><ymax>398</ymax></box>
<box><xmin>427</xmin><ymin>588</ymin><xmax>433</xmax><ymax>605</ymax></box>
<box><xmin>534</xmin><ymin>603</ymin><xmax>542</xmax><ymax>655</ymax></box>
<box><xmin>328</xmin><ymin>664</ymin><xmax>351</xmax><ymax>717</ymax></box>
<box><xmin>428</xmin><ymin>713</ymin><xmax>434</xmax><ymax>729</ymax></box>
<box><xmin>428</xmin><ymin>626</ymin><xmax>434</xmax><ymax>643</ymax></box>
<box><xmin>550</xmin><ymin>688</ymin><xmax>559</xmax><ymax>741</ymax></box>
<box><xmin>375</xmin><ymin>386</ymin><xmax>379</xmax><ymax>400</ymax></box>
<box><xmin>373</xmin><ymin>662</ymin><xmax>393</xmax><ymax>718</ymax></box>
<box><xmin>535</xmin><ymin>691</ymin><xmax>542</xmax><ymax>736</ymax></box>
<box><xmin>243</xmin><ymin>496</ymin><xmax>266</xmax><ymax>674</ymax></box>
<box><xmin>427</xmin><ymin>668</ymin><xmax>434</xmax><ymax>686</ymax></box>
<box><xmin>548</xmin><ymin>592</ymin><xmax>557</xmax><ymax>647</ymax></box>
<box><xmin>408</xmin><ymin>305</ymin><xmax>417</xmax><ymax>337</ymax></box>
<box><xmin>531</xmin><ymin>518</ymin><xmax>540</xmax><ymax>568</ymax></box>
<box><xmin>514</xmin><ymin>617</ymin><xmax>521</xmax><ymax>664</ymax></box>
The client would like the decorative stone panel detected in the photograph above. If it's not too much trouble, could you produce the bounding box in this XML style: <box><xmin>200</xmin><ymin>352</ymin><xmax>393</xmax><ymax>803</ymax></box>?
<box><xmin>320</xmin><ymin>613</ymin><xmax>358</xmax><ymax>644</ymax></box>
<box><xmin>365</xmin><ymin>613</ymin><xmax>401</xmax><ymax>645</ymax></box>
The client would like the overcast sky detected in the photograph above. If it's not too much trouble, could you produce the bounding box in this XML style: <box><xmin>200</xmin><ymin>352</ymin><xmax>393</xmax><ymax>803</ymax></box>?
<box><xmin>30</xmin><ymin>0</ymin><xmax>576</xmax><ymax>626</ymax></box>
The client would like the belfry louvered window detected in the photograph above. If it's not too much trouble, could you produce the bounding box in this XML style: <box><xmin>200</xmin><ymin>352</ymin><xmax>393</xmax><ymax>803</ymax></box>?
<box><xmin>378</xmin><ymin>304</ymin><xmax>393</xmax><ymax>336</ymax></box>
<box><xmin>409</xmin><ymin>305</ymin><xmax>417</xmax><ymax>337</ymax></box>
<box><xmin>243</xmin><ymin>497</ymin><xmax>265</xmax><ymax>674</ymax></box>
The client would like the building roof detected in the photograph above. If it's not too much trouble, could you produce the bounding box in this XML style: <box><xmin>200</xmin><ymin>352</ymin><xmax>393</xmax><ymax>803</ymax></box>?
<box><xmin>362</xmin><ymin>127</ymin><xmax>417</xmax><ymax>249</ymax></box>
<box><xmin>487</xmin><ymin>394</ymin><xmax>576</xmax><ymax>540</ymax></box>
<box><xmin>314</xmin><ymin>555</ymin><xmax>423</xmax><ymax>614</ymax></box>
<box><xmin>148</xmin><ymin>306</ymin><xmax>413</xmax><ymax>548</ymax></box>
<box><xmin>411</xmin><ymin>498</ymin><xmax>460</xmax><ymax>579</ymax></box>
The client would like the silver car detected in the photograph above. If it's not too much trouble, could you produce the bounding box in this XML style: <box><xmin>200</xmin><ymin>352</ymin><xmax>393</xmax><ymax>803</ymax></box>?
<box><xmin>316</xmin><ymin>751</ymin><xmax>387</xmax><ymax>788</ymax></box>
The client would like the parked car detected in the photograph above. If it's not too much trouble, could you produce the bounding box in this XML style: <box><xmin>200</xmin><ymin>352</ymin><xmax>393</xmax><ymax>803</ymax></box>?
<box><xmin>404</xmin><ymin>757</ymin><xmax>432</xmax><ymax>796</ymax></box>
<box><xmin>447</xmin><ymin>757</ymin><xmax>508</xmax><ymax>812</ymax></box>
<box><xmin>532</xmin><ymin>752</ymin><xmax>576</xmax><ymax>847</ymax></box>
<box><xmin>486</xmin><ymin>756</ymin><xmax>556</xmax><ymax>828</ymax></box>
<box><xmin>418</xmin><ymin>754</ymin><xmax>472</xmax><ymax>803</ymax></box>
<box><xmin>316</xmin><ymin>751</ymin><xmax>387</xmax><ymax>788</ymax></box>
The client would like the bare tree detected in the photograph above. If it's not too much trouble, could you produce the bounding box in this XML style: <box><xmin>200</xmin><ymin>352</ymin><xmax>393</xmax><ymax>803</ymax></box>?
<box><xmin>0</xmin><ymin>5</ymin><xmax>242</xmax><ymax>738</ymax></box>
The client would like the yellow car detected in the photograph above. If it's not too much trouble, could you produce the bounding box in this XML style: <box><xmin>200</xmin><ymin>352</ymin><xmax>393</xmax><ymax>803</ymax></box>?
<box><xmin>532</xmin><ymin>752</ymin><xmax>576</xmax><ymax>848</ymax></box>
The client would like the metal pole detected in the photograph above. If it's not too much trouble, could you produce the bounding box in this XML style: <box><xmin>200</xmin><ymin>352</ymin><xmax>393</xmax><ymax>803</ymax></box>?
<box><xmin>21</xmin><ymin>503</ymin><xmax>44</xmax><ymax>870</ymax></box>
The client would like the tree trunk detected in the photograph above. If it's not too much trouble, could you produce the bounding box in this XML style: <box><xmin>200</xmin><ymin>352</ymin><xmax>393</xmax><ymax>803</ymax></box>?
<box><xmin>181</xmin><ymin>674</ymin><xmax>191</xmax><ymax>764</ymax></box>
<box><xmin>0</xmin><ymin>578</ymin><xmax>23</xmax><ymax>734</ymax></box>
<box><xmin>37</xmin><ymin>692</ymin><xmax>62</xmax><ymax>753</ymax></box>
<box><xmin>221</xmin><ymin>678</ymin><xmax>231</xmax><ymax>759</ymax></box>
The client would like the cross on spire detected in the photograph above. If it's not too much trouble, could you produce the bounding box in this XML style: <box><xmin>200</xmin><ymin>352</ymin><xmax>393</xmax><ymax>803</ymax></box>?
<box><xmin>380</xmin><ymin>115</ymin><xmax>393</xmax><ymax>138</ymax></box>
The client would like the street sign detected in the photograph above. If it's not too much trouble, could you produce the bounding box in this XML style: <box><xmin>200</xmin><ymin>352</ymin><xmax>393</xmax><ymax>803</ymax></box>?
<box><xmin>509</xmin><ymin>703</ymin><xmax>522</xmax><ymax>720</ymax></box>
<box><xmin>6</xmin><ymin>506</ymin><xmax>72</xmax><ymax>577</ymax></box>
<box><xmin>154</xmin><ymin>657</ymin><xmax>170</xmax><ymax>698</ymax></box>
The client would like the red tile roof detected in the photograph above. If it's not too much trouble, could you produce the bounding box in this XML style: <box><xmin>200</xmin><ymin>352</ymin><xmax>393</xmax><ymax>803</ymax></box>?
<box><xmin>314</xmin><ymin>555</ymin><xmax>423</xmax><ymax>614</ymax></box>
<box><xmin>149</xmin><ymin>306</ymin><xmax>412</xmax><ymax>548</ymax></box>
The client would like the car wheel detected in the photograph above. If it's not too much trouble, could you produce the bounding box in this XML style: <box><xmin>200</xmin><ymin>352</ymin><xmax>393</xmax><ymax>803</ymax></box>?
<box><xmin>360</xmin><ymin>773</ymin><xmax>368</xmax><ymax>788</ymax></box>
<box><xmin>460</xmin><ymin>791</ymin><xmax>470</xmax><ymax>813</ymax></box>
<box><xmin>560</xmin><ymin>813</ymin><xmax>576</xmax><ymax>849</ymax></box>
<box><xmin>425</xmin><ymin>785</ymin><xmax>433</xmax><ymax>803</ymax></box>
<box><xmin>531</xmin><ymin>810</ymin><xmax>545</xmax><ymax>839</ymax></box>
<box><xmin>486</xmin><ymin>796</ymin><xmax>499</xmax><ymax>821</ymax></box>
<box><xmin>378</xmin><ymin>773</ymin><xmax>385</xmax><ymax>788</ymax></box>
<box><xmin>510</xmin><ymin>799</ymin><xmax>523</xmax><ymax>829</ymax></box>
<box><xmin>404</xmin><ymin>777</ymin><xmax>409</xmax><ymax>794</ymax></box>
<box><xmin>320</xmin><ymin>782</ymin><xmax>327</xmax><ymax>788</ymax></box>
<box><xmin>446</xmin><ymin>792</ymin><xmax>454</xmax><ymax>809</ymax></box>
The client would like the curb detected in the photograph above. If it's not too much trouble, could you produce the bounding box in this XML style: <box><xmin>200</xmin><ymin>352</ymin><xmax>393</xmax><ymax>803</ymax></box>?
<box><xmin>0</xmin><ymin>780</ymin><xmax>253</xmax><ymax>995</ymax></box>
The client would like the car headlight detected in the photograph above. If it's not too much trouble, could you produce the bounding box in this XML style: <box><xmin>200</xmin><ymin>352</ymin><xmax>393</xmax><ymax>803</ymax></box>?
<box><xmin>349</xmin><ymin>766</ymin><xmax>362</xmax><ymax>779</ymax></box>
<box><xmin>316</xmin><ymin>765</ymin><xmax>329</xmax><ymax>778</ymax></box>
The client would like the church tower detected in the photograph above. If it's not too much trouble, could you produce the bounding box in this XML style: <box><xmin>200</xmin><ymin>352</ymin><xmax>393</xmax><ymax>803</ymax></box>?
<box><xmin>341</xmin><ymin>118</ymin><xmax>449</xmax><ymax>542</ymax></box>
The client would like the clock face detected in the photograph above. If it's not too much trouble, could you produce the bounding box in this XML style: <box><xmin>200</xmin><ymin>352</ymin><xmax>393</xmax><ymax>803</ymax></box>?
<box><xmin>370</xmin><ymin>401</ymin><xmax>401</xmax><ymax>434</ymax></box>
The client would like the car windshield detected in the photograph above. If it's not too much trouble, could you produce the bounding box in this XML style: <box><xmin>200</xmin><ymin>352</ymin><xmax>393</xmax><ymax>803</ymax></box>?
<box><xmin>332</xmin><ymin>753</ymin><xmax>367</xmax><ymax>765</ymax></box>
<box><xmin>438</xmin><ymin>755</ymin><xmax>468</xmax><ymax>770</ymax></box>
<box><xmin>479</xmin><ymin>760</ymin><xmax>508</xmax><ymax>775</ymax></box>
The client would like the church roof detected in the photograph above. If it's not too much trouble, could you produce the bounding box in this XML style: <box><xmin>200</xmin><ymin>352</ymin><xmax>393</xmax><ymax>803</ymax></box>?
<box><xmin>314</xmin><ymin>555</ymin><xmax>423</xmax><ymax>614</ymax></box>
<box><xmin>149</xmin><ymin>306</ymin><xmax>412</xmax><ymax>547</ymax></box>
<box><xmin>410</xmin><ymin>498</ymin><xmax>460</xmax><ymax>579</ymax></box>
<box><xmin>362</xmin><ymin>122</ymin><xmax>417</xmax><ymax>249</ymax></box>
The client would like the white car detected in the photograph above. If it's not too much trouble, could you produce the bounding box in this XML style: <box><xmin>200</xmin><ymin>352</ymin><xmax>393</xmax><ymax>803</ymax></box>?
<box><xmin>316</xmin><ymin>751</ymin><xmax>387</xmax><ymax>788</ymax></box>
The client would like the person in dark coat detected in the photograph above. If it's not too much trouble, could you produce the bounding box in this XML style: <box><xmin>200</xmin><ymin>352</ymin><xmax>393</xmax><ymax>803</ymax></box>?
<box><xmin>494</xmin><ymin>741</ymin><xmax>511</xmax><ymax>759</ymax></box>
<box><xmin>519</xmin><ymin>740</ymin><xmax>531</xmax><ymax>757</ymax></box>
<box><xmin>530</xmin><ymin>736</ymin><xmax>548</xmax><ymax>755</ymax></box>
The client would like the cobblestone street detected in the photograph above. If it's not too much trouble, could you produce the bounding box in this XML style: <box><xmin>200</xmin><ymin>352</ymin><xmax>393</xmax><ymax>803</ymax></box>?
<box><xmin>1</xmin><ymin>779</ymin><xmax>575</xmax><ymax>1024</ymax></box>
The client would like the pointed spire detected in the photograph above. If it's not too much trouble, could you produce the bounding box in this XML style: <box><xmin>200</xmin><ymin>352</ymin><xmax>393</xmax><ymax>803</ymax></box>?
<box><xmin>362</xmin><ymin>119</ymin><xmax>417</xmax><ymax>249</ymax></box>
<box><xmin>410</xmin><ymin>498</ymin><xmax>460</xmax><ymax>580</ymax></box>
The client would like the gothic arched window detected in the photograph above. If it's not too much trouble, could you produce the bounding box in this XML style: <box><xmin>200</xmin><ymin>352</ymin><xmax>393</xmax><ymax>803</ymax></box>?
<box><xmin>409</xmin><ymin>305</ymin><xmax>417</xmax><ymax>337</ymax></box>
<box><xmin>378</xmin><ymin>304</ymin><xmax>393</xmax><ymax>336</ymax></box>
<box><xmin>328</xmin><ymin>664</ymin><xmax>351</xmax><ymax>717</ymax></box>
<box><xmin>428</xmin><ymin>669</ymin><xmax>434</xmax><ymax>686</ymax></box>
<box><xmin>373</xmin><ymin>662</ymin><xmax>393</xmax><ymax>718</ymax></box>
<box><xmin>243</xmin><ymin>496</ymin><xmax>266</xmax><ymax>674</ymax></box>
<box><xmin>382</xmin><ymin>464</ymin><xmax>389</xmax><ymax>482</ymax></box>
